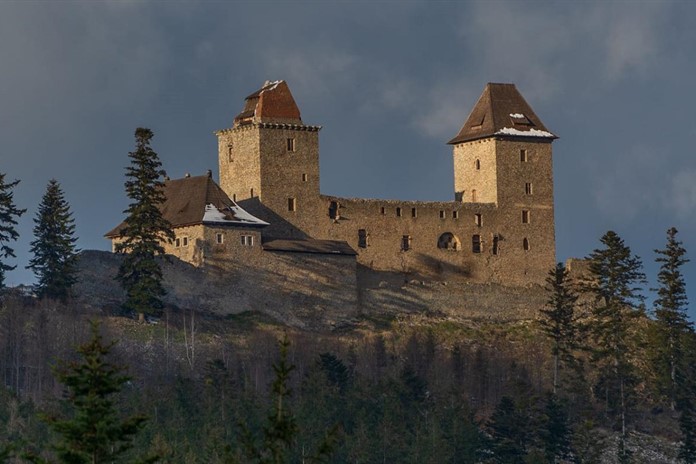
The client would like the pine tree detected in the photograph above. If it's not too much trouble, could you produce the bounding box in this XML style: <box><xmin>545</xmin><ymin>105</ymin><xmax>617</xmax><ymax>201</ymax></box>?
<box><xmin>0</xmin><ymin>173</ymin><xmax>26</xmax><ymax>290</ymax></box>
<box><xmin>27</xmin><ymin>179</ymin><xmax>80</xmax><ymax>301</ymax></box>
<box><xmin>488</xmin><ymin>396</ymin><xmax>528</xmax><ymax>463</ymax></box>
<box><xmin>35</xmin><ymin>321</ymin><xmax>156</xmax><ymax>464</ymax></box>
<box><xmin>540</xmin><ymin>262</ymin><xmax>580</xmax><ymax>395</ymax></box>
<box><xmin>115</xmin><ymin>128</ymin><xmax>174</xmax><ymax>321</ymax></box>
<box><xmin>583</xmin><ymin>230</ymin><xmax>645</xmax><ymax>463</ymax></box>
<box><xmin>240</xmin><ymin>334</ymin><xmax>298</xmax><ymax>464</ymax></box>
<box><xmin>652</xmin><ymin>227</ymin><xmax>692</xmax><ymax>409</ymax></box>
<box><xmin>678</xmin><ymin>332</ymin><xmax>696</xmax><ymax>463</ymax></box>
<box><xmin>539</xmin><ymin>394</ymin><xmax>574</xmax><ymax>464</ymax></box>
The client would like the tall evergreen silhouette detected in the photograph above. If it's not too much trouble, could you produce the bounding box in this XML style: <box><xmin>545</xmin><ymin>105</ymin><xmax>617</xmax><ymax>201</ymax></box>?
<box><xmin>652</xmin><ymin>227</ymin><xmax>692</xmax><ymax>408</ymax></box>
<box><xmin>27</xmin><ymin>179</ymin><xmax>79</xmax><ymax>300</ymax></box>
<box><xmin>584</xmin><ymin>230</ymin><xmax>645</xmax><ymax>464</ymax></box>
<box><xmin>0</xmin><ymin>173</ymin><xmax>26</xmax><ymax>290</ymax></box>
<box><xmin>115</xmin><ymin>128</ymin><xmax>173</xmax><ymax>321</ymax></box>
<box><xmin>33</xmin><ymin>321</ymin><xmax>156</xmax><ymax>464</ymax></box>
<box><xmin>540</xmin><ymin>262</ymin><xmax>580</xmax><ymax>395</ymax></box>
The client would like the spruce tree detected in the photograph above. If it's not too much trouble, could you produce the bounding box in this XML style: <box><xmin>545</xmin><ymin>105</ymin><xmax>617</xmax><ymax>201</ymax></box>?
<box><xmin>0</xmin><ymin>173</ymin><xmax>26</xmax><ymax>290</ymax></box>
<box><xmin>583</xmin><ymin>230</ymin><xmax>645</xmax><ymax>463</ymax></box>
<box><xmin>488</xmin><ymin>396</ymin><xmax>528</xmax><ymax>463</ymax></box>
<box><xmin>27</xmin><ymin>179</ymin><xmax>79</xmax><ymax>301</ymax></box>
<box><xmin>652</xmin><ymin>227</ymin><xmax>692</xmax><ymax>409</ymax></box>
<box><xmin>115</xmin><ymin>128</ymin><xmax>174</xmax><ymax>321</ymax></box>
<box><xmin>540</xmin><ymin>262</ymin><xmax>580</xmax><ymax>395</ymax></box>
<box><xmin>539</xmin><ymin>394</ymin><xmax>574</xmax><ymax>464</ymax></box>
<box><xmin>36</xmin><ymin>321</ymin><xmax>155</xmax><ymax>464</ymax></box>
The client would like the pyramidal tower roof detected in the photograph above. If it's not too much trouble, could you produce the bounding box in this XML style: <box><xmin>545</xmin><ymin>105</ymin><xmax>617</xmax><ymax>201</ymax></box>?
<box><xmin>234</xmin><ymin>80</ymin><xmax>302</xmax><ymax>126</ymax></box>
<box><xmin>448</xmin><ymin>83</ymin><xmax>557</xmax><ymax>145</ymax></box>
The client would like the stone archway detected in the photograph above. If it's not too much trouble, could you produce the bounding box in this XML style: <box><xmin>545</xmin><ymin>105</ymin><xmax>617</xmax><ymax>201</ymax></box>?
<box><xmin>437</xmin><ymin>232</ymin><xmax>461</xmax><ymax>251</ymax></box>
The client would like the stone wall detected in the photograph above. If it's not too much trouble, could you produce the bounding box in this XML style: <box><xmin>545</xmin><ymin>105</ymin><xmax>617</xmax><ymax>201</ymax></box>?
<box><xmin>215</xmin><ymin>110</ymin><xmax>556</xmax><ymax>288</ymax></box>
<box><xmin>77</xmin><ymin>248</ymin><xmax>358</xmax><ymax>330</ymax></box>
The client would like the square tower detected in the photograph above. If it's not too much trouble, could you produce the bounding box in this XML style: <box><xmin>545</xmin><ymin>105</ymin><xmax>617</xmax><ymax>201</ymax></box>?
<box><xmin>217</xmin><ymin>81</ymin><xmax>322</xmax><ymax>235</ymax></box>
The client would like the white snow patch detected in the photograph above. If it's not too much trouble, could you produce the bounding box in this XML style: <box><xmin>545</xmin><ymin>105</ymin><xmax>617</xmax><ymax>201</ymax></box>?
<box><xmin>261</xmin><ymin>80</ymin><xmax>282</xmax><ymax>93</ymax></box>
<box><xmin>495</xmin><ymin>127</ymin><xmax>555</xmax><ymax>138</ymax></box>
<box><xmin>509</xmin><ymin>113</ymin><xmax>525</xmax><ymax>118</ymax></box>
<box><xmin>203</xmin><ymin>203</ymin><xmax>269</xmax><ymax>226</ymax></box>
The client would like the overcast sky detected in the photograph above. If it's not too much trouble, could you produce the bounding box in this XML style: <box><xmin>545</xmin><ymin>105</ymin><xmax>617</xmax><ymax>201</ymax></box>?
<box><xmin>2</xmin><ymin>1</ymin><xmax>696</xmax><ymax>313</ymax></box>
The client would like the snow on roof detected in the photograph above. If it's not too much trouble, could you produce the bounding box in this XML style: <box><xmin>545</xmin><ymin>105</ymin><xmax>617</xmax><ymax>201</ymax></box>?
<box><xmin>261</xmin><ymin>80</ymin><xmax>282</xmax><ymax>92</ymax></box>
<box><xmin>509</xmin><ymin>113</ymin><xmax>525</xmax><ymax>118</ymax></box>
<box><xmin>495</xmin><ymin>127</ymin><xmax>556</xmax><ymax>138</ymax></box>
<box><xmin>203</xmin><ymin>203</ymin><xmax>269</xmax><ymax>226</ymax></box>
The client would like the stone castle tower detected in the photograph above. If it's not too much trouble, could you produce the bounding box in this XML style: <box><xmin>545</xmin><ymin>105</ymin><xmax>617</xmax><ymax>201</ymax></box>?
<box><xmin>215</xmin><ymin>80</ymin><xmax>557</xmax><ymax>286</ymax></box>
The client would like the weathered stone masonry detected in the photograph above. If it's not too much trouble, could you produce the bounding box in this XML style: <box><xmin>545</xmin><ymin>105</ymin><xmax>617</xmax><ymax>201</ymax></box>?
<box><xmin>217</xmin><ymin>80</ymin><xmax>557</xmax><ymax>286</ymax></box>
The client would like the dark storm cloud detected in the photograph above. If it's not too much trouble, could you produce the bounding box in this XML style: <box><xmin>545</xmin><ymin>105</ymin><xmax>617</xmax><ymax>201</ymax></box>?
<box><xmin>2</xmin><ymin>0</ymin><xmax>696</xmax><ymax>315</ymax></box>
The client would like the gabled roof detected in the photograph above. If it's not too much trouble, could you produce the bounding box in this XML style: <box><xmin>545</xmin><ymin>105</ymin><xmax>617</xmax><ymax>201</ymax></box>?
<box><xmin>234</xmin><ymin>80</ymin><xmax>302</xmax><ymax>125</ymax></box>
<box><xmin>448</xmin><ymin>83</ymin><xmax>557</xmax><ymax>144</ymax></box>
<box><xmin>105</xmin><ymin>174</ymin><xmax>268</xmax><ymax>238</ymax></box>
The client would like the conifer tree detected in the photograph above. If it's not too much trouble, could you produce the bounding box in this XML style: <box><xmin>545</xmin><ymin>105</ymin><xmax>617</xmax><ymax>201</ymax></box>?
<box><xmin>583</xmin><ymin>230</ymin><xmax>645</xmax><ymax>464</ymax></box>
<box><xmin>0</xmin><ymin>173</ymin><xmax>26</xmax><ymax>290</ymax></box>
<box><xmin>652</xmin><ymin>227</ymin><xmax>692</xmax><ymax>409</ymax></box>
<box><xmin>488</xmin><ymin>396</ymin><xmax>528</xmax><ymax>463</ymax></box>
<box><xmin>539</xmin><ymin>394</ymin><xmax>574</xmax><ymax>464</ymax></box>
<box><xmin>115</xmin><ymin>128</ymin><xmax>174</xmax><ymax>321</ymax></box>
<box><xmin>34</xmin><ymin>321</ymin><xmax>156</xmax><ymax>464</ymax></box>
<box><xmin>27</xmin><ymin>179</ymin><xmax>79</xmax><ymax>301</ymax></box>
<box><xmin>540</xmin><ymin>262</ymin><xmax>580</xmax><ymax>394</ymax></box>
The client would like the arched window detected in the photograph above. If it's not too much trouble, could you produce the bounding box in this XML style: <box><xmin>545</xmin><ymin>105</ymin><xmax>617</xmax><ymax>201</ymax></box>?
<box><xmin>437</xmin><ymin>233</ymin><xmax>461</xmax><ymax>251</ymax></box>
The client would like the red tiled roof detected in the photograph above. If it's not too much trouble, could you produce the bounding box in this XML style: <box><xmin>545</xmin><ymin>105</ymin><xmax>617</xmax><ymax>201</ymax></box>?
<box><xmin>234</xmin><ymin>80</ymin><xmax>302</xmax><ymax>125</ymax></box>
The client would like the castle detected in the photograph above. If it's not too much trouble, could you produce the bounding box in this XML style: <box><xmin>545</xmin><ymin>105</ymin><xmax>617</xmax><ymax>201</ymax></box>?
<box><xmin>107</xmin><ymin>80</ymin><xmax>557</xmax><ymax>289</ymax></box>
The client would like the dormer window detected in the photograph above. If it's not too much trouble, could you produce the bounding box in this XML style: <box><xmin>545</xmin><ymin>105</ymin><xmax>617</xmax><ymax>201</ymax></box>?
<box><xmin>509</xmin><ymin>113</ymin><xmax>534</xmax><ymax>126</ymax></box>
<box><xmin>470</xmin><ymin>114</ymin><xmax>485</xmax><ymax>130</ymax></box>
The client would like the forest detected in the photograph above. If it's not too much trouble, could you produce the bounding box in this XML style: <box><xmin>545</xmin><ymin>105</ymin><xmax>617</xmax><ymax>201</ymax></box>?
<box><xmin>1</xmin><ymin>132</ymin><xmax>696</xmax><ymax>463</ymax></box>
<box><xmin>0</xmin><ymin>225</ymin><xmax>695</xmax><ymax>463</ymax></box>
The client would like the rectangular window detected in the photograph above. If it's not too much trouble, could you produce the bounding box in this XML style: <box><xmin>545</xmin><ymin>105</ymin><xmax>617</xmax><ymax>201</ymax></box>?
<box><xmin>472</xmin><ymin>235</ymin><xmax>481</xmax><ymax>253</ymax></box>
<box><xmin>520</xmin><ymin>149</ymin><xmax>528</xmax><ymax>162</ymax></box>
<box><xmin>232</xmin><ymin>193</ymin><xmax>237</xmax><ymax>202</ymax></box>
<box><xmin>492</xmin><ymin>234</ymin><xmax>499</xmax><ymax>255</ymax></box>
<box><xmin>241</xmin><ymin>235</ymin><xmax>254</xmax><ymax>246</ymax></box>
<box><xmin>182</xmin><ymin>237</ymin><xmax>189</xmax><ymax>247</ymax></box>
<box><xmin>302</xmin><ymin>173</ymin><xmax>308</xmax><ymax>182</ymax></box>
<box><xmin>453</xmin><ymin>211</ymin><xmax>458</xmax><ymax>219</ymax></box>
<box><xmin>216</xmin><ymin>233</ymin><xmax>224</xmax><ymax>244</ymax></box>
<box><xmin>228</xmin><ymin>145</ymin><xmax>234</xmax><ymax>162</ymax></box>
<box><xmin>523</xmin><ymin>237</ymin><xmax>530</xmax><ymax>251</ymax></box>
<box><xmin>401</xmin><ymin>235</ymin><xmax>412</xmax><ymax>251</ymax></box>
<box><xmin>475</xmin><ymin>213</ymin><xmax>482</xmax><ymax>227</ymax></box>
<box><xmin>439</xmin><ymin>210</ymin><xmax>445</xmax><ymax>219</ymax></box>
<box><xmin>380</xmin><ymin>206</ymin><xmax>386</xmax><ymax>215</ymax></box>
<box><xmin>358</xmin><ymin>229</ymin><xmax>368</xmax><ymax>248</ymax></box>
<box><xmin>525</xmin><ymin>182</ymin><xmax>533</xmax><ymax>195</ymax></box>
<box><xmin>411</xmin><ymin>207</ymin><xmax>417</xmax><ymax>218</ymax></box>
<box><xmin>288</xmin><ymin>197</ymin><xmax>296</xmax><ymax>212</ymax></box>
<box><xmin>287</xmin><ymin>138</ymin><xmax>295</xmax><ymax>152</ymax></box>
<box><xmin>522</xmin><ymin>210</ymin><xmax>530</xmax><ymax>224</ymax></box>
<box><xmin>175</xmin><ymin>238</ymin><xmax>181</xmax><ymax>248</ymax></box>
<box><xmin>396</xmin><ymin>207</ymin><xmax>402</xmax><ymax>217</ymax></box>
